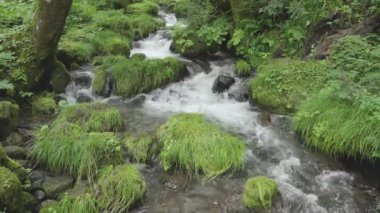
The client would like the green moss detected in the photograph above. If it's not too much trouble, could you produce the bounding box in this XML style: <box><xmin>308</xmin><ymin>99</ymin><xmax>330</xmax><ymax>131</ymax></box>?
<box><xmin>104</xmin><ymin>37</ymin><xmax>131</xmax><ymax>56</ymax></box>
<box><xmin>94</xmin><ymin>56</ymin><xmax>188</xmax><ymax>98</ymax></box>
<box><xmin>0</xmin><ymin>146</ymin><xmax>27</xmax><ymax>182</ymax></box>
<box><xmin>128</xmin><ymin>0</ymin><xmax>159</xmax><ymax>15</ymax></box>
<box><xmin>0</xmin><ymin>101</ymin><xmax>19</xmax><ymax>139</ymax></box>
<box><xmin>57</xmin><ymin>102</ymin><xmax>124</xmax><ymax>132</ymax></box>
<box><xmin>235</xmin><ymin>60</ymin><xmax>251</xmax><ymax>77</ymax></box>
<box><xmin>250</xmin><ymin>59</ymin><xmax>329</xmax><ymax>114</ymax></box>
<box><xmin>124</xmin><ymin>134</ymin><xmax>161</xmax><ymax>163</ymax></box>
<box><xmin>127</xmin><ymin>14</ymin><xmax>164</xmax><ymax>39</ymax></box>
<box><xmin>293</xmin><ymin>88</ymin><xmax>380</xmax><ymax>159</ymax></box>
<box><xmin>32</xmin><ymin>123</ymin><xmax>123</xmax><ymax>182</ymax></box>
<box><xmin>158</xmin><ymin>113</ymin><xmax>246</xmax><ymax>178</ymax></box>
<box><xmin>93</xmin><ymin>68</ymin><xmax>107</xmax><ymax>96</ymax></box>
<box><xmin>31</xmin><ymin>93</ymin><xmax>58</xmax><ymax>115</ymax></box>
<box><xmin>0</xmin><ymin>167</ymin><xmax>36</xmax><ymax>213</ymax></box>
<box><xmin>243</xmin><ymin>176</ymin><xmax>277</xmax><ymax>210</ymax></box>
<box><xmin>97</xmin><ymin>165</ymin><xmax>146</xmax><ymax>212</ymax></box>
<box><xmin>40</xmin><ymin>193</ymin><xmax>97</xmax><ymax>213</ymax></box>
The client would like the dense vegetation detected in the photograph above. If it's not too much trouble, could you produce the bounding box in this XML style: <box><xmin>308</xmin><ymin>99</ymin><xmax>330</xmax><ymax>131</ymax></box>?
<box><xmin>1</xmin><ymin>0</ymin><xmax>380</xmax><ymax>212</ymax></box>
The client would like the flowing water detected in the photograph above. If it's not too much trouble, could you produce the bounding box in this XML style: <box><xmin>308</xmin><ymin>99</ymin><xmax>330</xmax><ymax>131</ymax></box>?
<box><xmin>63</xmin><ymin>12</ymin><xmax>380</xmax><ymax>213</ymax></box>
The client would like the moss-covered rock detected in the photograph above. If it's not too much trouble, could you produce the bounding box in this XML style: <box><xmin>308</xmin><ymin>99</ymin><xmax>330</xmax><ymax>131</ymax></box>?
<box><xmin>158</xmin><ymin>113</ymin><xmax>246</xmax><ymax>178</ymax></box>
<box><xmin>0</xmin><ymin>101</ymin><xmax>19</xmax><ymax>139</ymax></box>
<box><xmin>50</xmin><ymin>62</ymin><xmax>71</xmax><ymax>93</ymax></box>
<box><xmin>0</xmin><ymin>146</ymin><xmax>28</xmax><ymax>182</ymax></box>
<box><xmin>104</xmin><ymin>37</ymin><xmax>131</xmax><ymax>56</ymax></box>
<box><xmin>250</xmin><ymin>59</ymin><xmax>329</xmax><ymax>114</ymax></box>
<box><xmin>31</xmin><ymin>93</ymin><xmax>58</xmax><ymax>115</ymax></box>
<box><xmin>93</xmin><ymin>56</ymin><xmax>189</xmax><ymax>98</ymax></box>
<box><xmin>242</xmin><ymin>176</ymin><xmax>278</xmax><ymax>210</ymax></box>
<box><xmin>97</xmin><ymin>165</ymin><xmax>146</xmax><ymax>212</ymax></box>
<box><xmin>124</xmin><ymin>134</ymin><xmax>161</xmax><ymax>163</ymax></box>
<box><xmin>0</xmin><ymin>167</ymin><xmax>37</xmax><ymax>213</ymax></box>
<box><xmin>170</xmin><ymin>33</ymin><xmax>208</xmax><ymax>58</ymax></box>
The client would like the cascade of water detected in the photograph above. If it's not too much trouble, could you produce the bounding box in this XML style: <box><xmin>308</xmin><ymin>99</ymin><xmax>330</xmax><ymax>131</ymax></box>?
<box><xmin>62</xmin><ymin>11</ymin><xmax>380</xmax><ymax>212</ymax></box>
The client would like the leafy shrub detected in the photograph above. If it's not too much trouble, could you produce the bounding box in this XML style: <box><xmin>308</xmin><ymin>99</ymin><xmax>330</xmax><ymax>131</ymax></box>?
<box><xmin>250</xmin><ymin>59</ymin><xmax>329</xmax><ymax>113</ymax></box>
<box><xmin>242</xmin><ymin>176</ymin><xmax>278</xmax><ymax>210</ymax></box>
<box><xmin>94</xmin><ymin>56</ymin><xmax>188</xmax><ymax>98</ymax></box>
<box><xmin>97</xmin><ymin>165</ymin><xmax>146</xmax><ymax>213</ymax></box>
<box><xmin>158</xmin><ymin>113</ymin><xmax>246</xmax><ymax>178</ymax></box>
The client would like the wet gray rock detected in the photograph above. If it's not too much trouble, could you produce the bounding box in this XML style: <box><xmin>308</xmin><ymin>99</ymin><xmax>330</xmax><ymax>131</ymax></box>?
<box><xmin>3</xmin><ymin>132</ymin><xmax>25</xmax><ymax>146</ymax></box>
<box><xmin>42</xmin><ymin>175</ymin><xmax>74</xmax><ymax>198</ymax></box>
<box><xmin>73</xmin><ymin>75</ymin><xmax>92</xmax><ymax>89</ymax></box>
<box><xmin>77</xmin><ymin>92</ymin><xmax>94</xmax><ymax>103</ymax></box>
<box><xmin>29</xmin><ymin>170</ymin><xmax>46</xmax><ymax>189</ymax></box>
<box><xmin>4</xmin><ymin>145</ymin><xmax>28</xmax><ymax>160</ymax></box>
<box><xmin>257</xmin><ymin>112</ymin><xmax>272</xmax><ymax>127</ymax></box>
<box><xmin>212</xmin><ymin>75</ymin><xmax>236</xmax><ymax>93</ymax></box>
<box><xmin>16</xmin><ymin>159</ymin><xmax>29</xmax><ymax>168</ymax></box>
<box><xmin>33</xmin><ymin>189</ymin><xmax>46</xmax><ymax>201</ymax></box>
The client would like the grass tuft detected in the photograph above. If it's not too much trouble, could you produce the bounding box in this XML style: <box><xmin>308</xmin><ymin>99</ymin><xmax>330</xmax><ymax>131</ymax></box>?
<box><xmin>40</xmin><ymin>193</ymin><xmax>98</xmax><ymax>213</ymax></box>
<box><xmin>97</xmin><ymin>165</ymin><xmax>146</xmax><ymax>213</ymax></box>
<box><xmin>235</xmin><ymin>60</ymin><xmax>251</xmax><ymax>77</ymax></box>
<box><xmin>243</xmin><ymin>176</ymin><xmax>278</xmax><ymax>210</ymax></box>
<box><xmin>293</xmin><ymin>87</ymin><xmax>380</xmax><ymax>159</ymax></box>
<box><xmin>158</xmin><ymin>113</ymin><xmax>246</xmax><ymax>179</ymax></box>
<box><xmin>31</xmin><ymin>93</ymin><xmax>57</xmax><ymax>115</ymax></box>
<box><xmin>94</xmin><ymin>56</ymin><xmax>188</xmax><ymax>98</ymax></box>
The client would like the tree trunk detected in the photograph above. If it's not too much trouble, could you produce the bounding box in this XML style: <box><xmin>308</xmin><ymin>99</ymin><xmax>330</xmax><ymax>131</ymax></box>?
<box><xmin>229</xmin><ymin>0</ymin><xmax>246</xmax><ymax>23</ymax></box>
<box><xmin>30</xmin><ymin>0</ymin><xmax>73</xmax><ymax>92</ymax></box>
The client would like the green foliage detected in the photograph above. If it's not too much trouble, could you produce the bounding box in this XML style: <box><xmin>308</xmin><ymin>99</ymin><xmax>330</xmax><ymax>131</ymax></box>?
<box><xmin>40</xmin><ymin>193</ymin><xmax>98</xmax><ymax>213</ymax></box>
<box><xmin>124</xmin><ymin>135</ymin><xmax>161</xmax><ymax>163</ymax></box>
<box><xmin>0</xmin><ymin>146</ymin><xmax>28</xmax><ymax>182</ymax></box>
<box><xmin>235</xmin><ymin>60</ymin><xmax>251</xmax><ymax>77</ymax></box>
<box><xmin>97</xmin><ymin>165</ymin><xmax>146</xmax><ymax>213</ymax></box>
<box><xmin>250</xmin><ymin>59</ymin><xmax>329</xmax><ymax>113</ymax></box>
<box><xmin>293</xmin><ymin>35</ymin><xmax>380</xmax><ymax>159</ymax></box>
<box><xmin>94</xmin><ymin>56</ymin><xmax>187</xmax><ymax>97</ymax></box>
<box><xmin>158</xmin><ymin>113</ymin><xmax>246</xmax><ymax>179</ymax></box>
<box><xmin>31</xmin><ymin>93</ymin><xmax>57</xmax><ymax>115</ymax></box>
<box><xmin>242</xmin><ymin>176</ymin><xmax>278</xmax><ymax>210</ymax></box>
<box><xmin>196</xmin><ymin>17</ymin><xmax>230</xmax><ymax>47</ymax></box>
<box><xmin>128</xmin><ymin>0</ymin><xmax>159</xmax><ymax>15</ymax></box>
<box><xmin>57</xmin><ymin>102</ymin><xmax>124</xmax><ymax>132</ymax></box>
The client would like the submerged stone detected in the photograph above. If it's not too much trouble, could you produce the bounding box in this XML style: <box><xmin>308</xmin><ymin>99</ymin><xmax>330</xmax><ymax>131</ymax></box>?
<box><xmin>212</xmin><ymin>75</ymin><xmax>236</xmax><ymax>93</ymax></box>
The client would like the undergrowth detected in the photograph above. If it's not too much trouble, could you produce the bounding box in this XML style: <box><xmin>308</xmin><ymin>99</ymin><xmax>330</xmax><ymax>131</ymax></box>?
<box><xmin>158</xmin><ymin>113</ymin><xmax>246</xmax><ymax>179</ymax></box>
<box><xmin>124</xmin><ymin>134</ymin><xmax>161</xmax><ymax>163</ymax></box>
<box><xmin>40</xmin><ymin>193</ymin><xmax>98</xmax><ymax>213</ymax></box>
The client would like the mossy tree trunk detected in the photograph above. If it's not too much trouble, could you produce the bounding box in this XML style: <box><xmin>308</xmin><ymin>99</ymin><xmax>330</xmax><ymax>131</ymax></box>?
<box><xmin>229</xmin><ymin>0</ymin><xmax>246</xmax><ymax>23</ymax></box>
<box><xmin>30</xmin><ymin>0</ymin><xmax>73</xmax><ymax>92</ymax></box>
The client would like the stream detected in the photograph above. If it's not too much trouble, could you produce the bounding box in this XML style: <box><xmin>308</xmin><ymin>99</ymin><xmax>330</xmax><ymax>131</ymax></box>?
<box><xmin>62</xmin><ymin>11</ymin><xmax>380</xmax><ymax>213</ymax></box>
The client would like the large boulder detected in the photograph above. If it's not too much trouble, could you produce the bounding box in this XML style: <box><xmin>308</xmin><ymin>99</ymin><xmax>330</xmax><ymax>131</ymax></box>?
<box><xmin>4</xmin><ymin>146</ymin><xmax>28</xmax><ymax>160</ymax></box>
<box><xmin>212</xmin><ymin>75</ymin><xmax>236</xmax><ymax>93</ymax></box>
<box><xmin>0</xmin><ymin>101</ymin><xmax>19</xmax><ymax>140</ymax></box>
